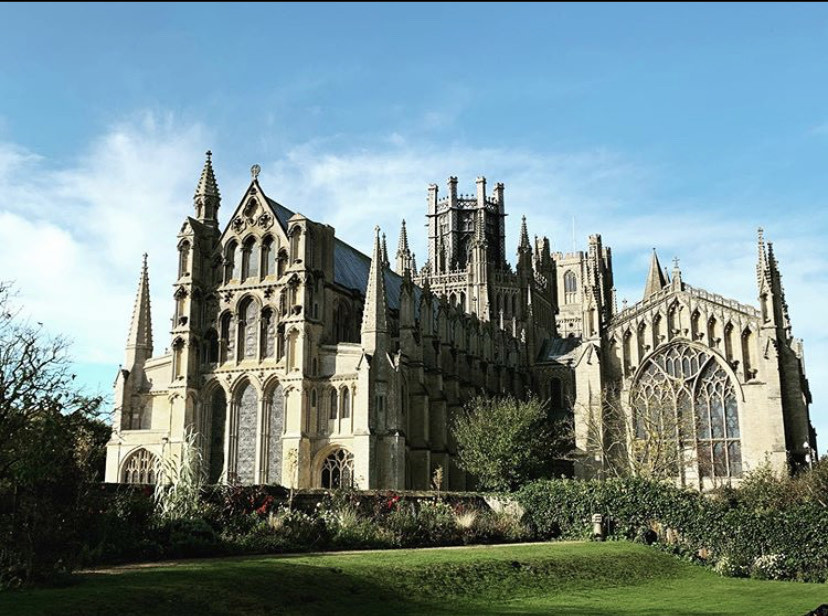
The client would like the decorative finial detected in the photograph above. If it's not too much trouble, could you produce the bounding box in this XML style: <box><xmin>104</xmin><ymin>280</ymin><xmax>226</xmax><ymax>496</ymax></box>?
<box><xmin>251</xmin><ymin>164</ymin><xmax>261</xmax><ymax>180</ymax></box>
<box><xmin>375</xmin><ymin>225</ymin><xmax>380</xmax><ymax>236</ymax></box>
<box><xmin>205</xmin><ymin>150</ymin><xmax>212</xmax><ymax>161</ymax></box>
<box><xmin>672</xmin><ymin>256</ymin><xmax>680</xmax><ymax>269</ymax></box>
<box><xmin>142</xmin><ymin>252</ymin><xmax>148</xmax><ymax>266</ymax></box>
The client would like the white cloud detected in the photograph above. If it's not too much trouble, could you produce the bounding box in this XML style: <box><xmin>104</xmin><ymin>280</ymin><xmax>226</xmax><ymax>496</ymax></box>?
<box><xmin>0</xmin><ymin>113</ymin><xmax>210</xmax><ymax>367</ymax></box>
<box><xmin>0</xmin><ymin>119</ymin><xmax>825</xmax><ymax>448</ymax></box>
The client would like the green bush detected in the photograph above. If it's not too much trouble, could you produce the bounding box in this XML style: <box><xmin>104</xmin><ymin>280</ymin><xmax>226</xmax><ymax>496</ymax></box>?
<box><xmin>516</xmin><ymin>475</ymin><xmax>828</xmax><ymax>582</ymax></box>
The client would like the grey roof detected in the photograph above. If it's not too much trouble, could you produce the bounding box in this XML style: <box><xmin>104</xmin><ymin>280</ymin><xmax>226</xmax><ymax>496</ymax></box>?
<box><xmin>265</xmin><ymin>196</ymin><xmax>417</xmax><ymax>312</ymax></box>
<box><xmin>538</xmin><ymin>336</ymin><xmax>582</xmax><ymax>364</ymax></box>
<box><xmin>334</xmin><ymin>238</ymin><xmax>418</xmax><ymax>312</ymax></box>
<box><xmin>265</xmin><ymin>196</ymin><xmax>295</xmax><ymax>231</ymax></box>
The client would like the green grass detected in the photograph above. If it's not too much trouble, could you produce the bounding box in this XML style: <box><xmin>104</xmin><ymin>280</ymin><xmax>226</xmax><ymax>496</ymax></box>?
<box><xmin>2</xmin><ymin>542</ymin><xmax>825</xmax><ymax>615</ymax></box>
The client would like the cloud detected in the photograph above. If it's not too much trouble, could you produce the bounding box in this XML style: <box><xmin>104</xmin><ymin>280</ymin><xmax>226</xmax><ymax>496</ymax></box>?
<box><xmin>0</xmin><ymin>113</ymin><xmax>210</xmax><ymax>367</ymax></box>
<box><xmin>0</xmin><ymin>117</ymin><xmax>824</xmax><ymax>447</ymax></box>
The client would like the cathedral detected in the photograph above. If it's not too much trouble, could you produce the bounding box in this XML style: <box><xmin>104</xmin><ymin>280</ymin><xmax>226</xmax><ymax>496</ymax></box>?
<box><xmin>105</xmin><ymin>152</ymin><xmax>816</xmax><ymax>491</ymax></box>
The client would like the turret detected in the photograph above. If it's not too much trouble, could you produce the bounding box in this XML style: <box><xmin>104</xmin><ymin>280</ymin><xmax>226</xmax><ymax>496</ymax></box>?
<box><xmin>395</xmin><ymin>219</ymin><xmax>414</xmax><ymax>275</ymax></box>
<box><xmin>643</xmin><ymin>248</ymin><xmax>668</xmax><ymax>300</ymax></box>
<box><xmin>193</xmin><ymin>150</ymin><xmax>220</xmax><ymax>226</ymax></box>
<box><xmin>361</xmin><ymin>227</ymin><xmax>389</xmax><ymax>356</ymax></box>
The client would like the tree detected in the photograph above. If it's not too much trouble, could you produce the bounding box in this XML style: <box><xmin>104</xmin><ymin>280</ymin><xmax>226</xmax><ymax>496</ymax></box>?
<box><xmin>576</xmin><ymin>385</ymin><xmax>695</xmax><ymax>482</ymax></box>
<box><xmin>0</xmin><ymin>282</ymin><xmax>106</xmax><ymax>585</ymax></box>
<box><xmin>452</xmin><ymin>395</ymin><xmax>568</xmax><ymax>492</ymax></box>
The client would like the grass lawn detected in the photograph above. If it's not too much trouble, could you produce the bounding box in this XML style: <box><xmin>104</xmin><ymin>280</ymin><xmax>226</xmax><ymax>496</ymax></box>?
<box><xmin>1</xmin><ymin>542</ymin><xmax>825</xmax><ymax>615</ymax></box>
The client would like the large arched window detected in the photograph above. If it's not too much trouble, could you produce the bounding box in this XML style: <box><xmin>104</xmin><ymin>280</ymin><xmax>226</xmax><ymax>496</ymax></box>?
<box><xmin>122</xmin><ymin>448</ymin><xmax>159</xmax><ymax>484</ymax></box>
<box><xmin>233</xmin><ymin>382</ymin><xmax>258</xmax><ymax>484</ymax></box>
<box><xmin>321</xmin><ymin>449</ymin><xmax>354</xmax><ymax>489</ymax></box>
<box><xmin>208</xmin><ymin>387</ymin><xmax>227</xmax><ymax>483</ymax></box>
<box><xmin>238</xmin><ymin>298</ymin><xmax>258</xmax><ymax>361</ymax></box>
<box><xmin>564</xmin><ymin>271</ymin><xmax>577</xmax><ymax>304</ymax></box>
<box><xmin>631</xmin><ymin>342</ymin><xmax>742</xmax><ymax>480</ymax></box>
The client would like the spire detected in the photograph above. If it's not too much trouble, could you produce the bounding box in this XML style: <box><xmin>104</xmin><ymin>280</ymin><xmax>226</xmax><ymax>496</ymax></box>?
<box><xmin>381</xmin><ymin>232</ymin><xmax>390</xmax><ymax>269</ymax></box>
<box><xmin>397</xmin><ymin>219</ymin><xmax>410</xmax><ymax>255</ymax></box>
<box><xmin>125</xmin><ymin>253</ymin><xmax>153</xmax><ymax>366</ymax></box>
<box><xmin>361</xmin><ymin>226</ymin><xmax>389</xmax><ymax>354</ymax></box>
<box><xmin>395</xmin><ymin>220</ymin><xmax>415</xmax><ymax>275</ymax></box>
<box><xmin>194</xmin><ymin>150</ymin><xmax>221</xmax><ymax>224</ymax></box>
<box><xmin>643</xmin><ymin>248</ymin><xmax>668</xmax><ymax>300</ymax></box>
<box><xmin>519</xmin><ymin>215</ymin><xmax>531</xmax><ymax>251</ymax></box>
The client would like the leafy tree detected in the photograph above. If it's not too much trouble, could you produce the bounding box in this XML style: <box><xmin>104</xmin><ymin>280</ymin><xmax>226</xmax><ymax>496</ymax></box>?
<box><xmin>452</xmin><ymin>395</ymin><xmax>566</xmax><ymax>492</ymax></box>
<box><xmin>0</xmin><ymin>282</ymin><xmax>107</xmax><ymax>585</ymax></box>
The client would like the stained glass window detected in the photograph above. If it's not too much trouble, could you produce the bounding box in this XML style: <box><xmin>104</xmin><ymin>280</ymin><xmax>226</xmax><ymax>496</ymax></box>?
<box><xmin>632</xmin><ymin>342</ymin><xmax>742</xmax><ymax>479</ymax></box>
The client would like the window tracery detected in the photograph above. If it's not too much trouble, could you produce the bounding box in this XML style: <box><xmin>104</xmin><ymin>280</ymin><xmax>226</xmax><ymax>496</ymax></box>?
<box><xmin>632</xmin><ymin>342</ymin><xmax>742</xmax><ymax>479</ymax></box>
<box><xmin>321</xmin><ymin>449</ymin><xmax>354</xmax><ymax>489</ymax></box>
<box><xmin>122</xmin><ymin>449</ymin><xmax>158</xmax><ymax>484</ymax></box>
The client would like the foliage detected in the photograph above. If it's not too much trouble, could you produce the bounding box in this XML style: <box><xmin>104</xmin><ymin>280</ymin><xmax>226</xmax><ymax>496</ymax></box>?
<box><xmin>574</xmin><ymin>385</ymin><xmax>694</xmax><ymax>481</ymax></box>
<box><xmin>452</xmin><ymin>395</ymin><xmax>565</xmax><ymax>491</ymax></box>
<box><xmin>0</xmin><ymin>282</ymin><xmax>108</xmax><ymax>586</ymax></box>
<box><xmin>517</xmin><ymin>466</ymin><xmax>828</xmax><ymax>582</ymax></box>
<box><xmin>153</xmin><ymin>428</ymin><xmax>204</xmax><ymax>521</ymax></box>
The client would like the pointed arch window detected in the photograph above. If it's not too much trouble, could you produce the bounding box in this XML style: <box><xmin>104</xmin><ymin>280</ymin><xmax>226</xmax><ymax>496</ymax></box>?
<box><xmin>238</xmin><ymin>298</ymin><xmax>258</xmax><ymax>361</ymax></box>
<box><xmin>329</xmin><ymin>388</ymin><xmax>338</xmax><ymax>420</ymax></box>
<box><xmin>276</xmin><ymin>322</ymin><xmax>286</xmax><ymax>360</ymax></box>
<box><xmin>178</xmin><ymin>240</ymin><xmax>191</xmax><ymax>278</ymax></box>
<box><xmin>220</xmin><ymin>312</ymin><xmax>235</xmax><ymax>363</ymax></box>
<box><xmin>289</xmin><ymin>227</ymin><xmax>302</xmax><ymax>263</ymax></box>
<box><xmin>631</xmin><ymin>342</ymin><xmax>742</xmax><ymax>480</ymax></box>
<box><xmin>340</xmin><ymin>386</ymin><xmax>351</xmax><ymax>419</ymax></box>
<box><xmin>277</xmin><ymin>249</ymin><xmax>288</xmax><ymax>278</ymax></box>
<box><xmin>224</xmin><ymin>240</ymin><xmax>238</xmax><ymax>283</ymax></box>
<box><xmin>261</xmin><ymin>308</ymin><xmax>275</xmax><ymax>359</ymax></box>
<box><xmin>261</xmin><ymin>236</ymin><xmax>274</xmax><ymax>277</ymax></box>
<box><xmin>321</xmin><ymin>449</ymin><xmax>354</xmax><ymax>489</ymax></box>
<box><xmin>564</xmin><ymin>271</ymin><xmax>577</xmax><ymax>304</ymax></box>
<box><xmin>205</xmin><ymin>328</ymin><xmax>219</xmax><ymax>364</ymax></box>
<box><xmin>207</xmin><ymin>388</ymin><xmax>227</xmax><ymax>483</ymax></box>
<box><xmin>241</xmin><ymin>237</ymin><xmax>258</xmax><ymax>281</ymax></box>
<box><xmin>172</xmin><ymin>337</ymin><xmax>185</xmax><ymax>379</ymax></box>
<box><xmin>122</xmin><ymin>448</ymin><xmax>159</xmax><ymax>484</ymax></box>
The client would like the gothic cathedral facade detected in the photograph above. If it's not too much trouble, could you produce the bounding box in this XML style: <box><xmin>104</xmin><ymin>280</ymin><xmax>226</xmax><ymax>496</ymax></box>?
<box><xmin>105</xmin><ymin>153</ymin><xmax>816</xmax><ymax>491</ymax></box>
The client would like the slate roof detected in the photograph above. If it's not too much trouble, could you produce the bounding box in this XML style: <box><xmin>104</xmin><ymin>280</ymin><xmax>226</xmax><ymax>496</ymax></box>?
<box><xmin>265</xmin><ymin>196</ymin><xmax>417</xmax><ymax>312</ymax></box>
<box><xmin>537</xmin><ymin>336</ymin><xmax>582</xmax><ymax>364</ymax></box>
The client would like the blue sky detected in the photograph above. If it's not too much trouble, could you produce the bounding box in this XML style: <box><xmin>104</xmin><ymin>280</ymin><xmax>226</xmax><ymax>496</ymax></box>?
<box><xmin>1</xmin><ymin>3</ymin><xmax>826</xmax><ymax>451</ymax></box>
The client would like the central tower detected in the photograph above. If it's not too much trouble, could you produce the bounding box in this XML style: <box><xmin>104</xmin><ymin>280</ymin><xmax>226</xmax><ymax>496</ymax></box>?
<box><xmin>426</xmin><ymin>176</ymin><xmax>507</xmax><ymax>272</ymax></box>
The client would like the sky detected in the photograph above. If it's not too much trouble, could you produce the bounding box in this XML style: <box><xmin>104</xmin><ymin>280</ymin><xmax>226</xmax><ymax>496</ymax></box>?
<box><xmin>1</xmin><ymin>3</ymin><xmax>826</xmax><ymax>451</ymax></box>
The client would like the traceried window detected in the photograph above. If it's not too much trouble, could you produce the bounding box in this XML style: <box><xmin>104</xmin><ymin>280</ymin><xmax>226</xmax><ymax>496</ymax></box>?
<box><xmin>631</xmin><ymin>342</ymin><xmax>742</xmax><ymax>480</ymax></box>
<box><xmin>564</xmin><ymin>271</ymin><xmax>577</xmax><ymax>304</ymax></box>
<box><xmin>321</xmin><ymin>449</ymin><xmax>354</xmax><ymax>489</ymax></box>
<box><xmin>122</xmin><ymin>448</ymin><xmax>159</xmax><ymax>484</ymax></box>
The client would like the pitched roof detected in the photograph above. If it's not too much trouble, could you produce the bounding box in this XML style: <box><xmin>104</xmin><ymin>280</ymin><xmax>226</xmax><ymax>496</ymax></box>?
<box><xmin>264</xmin><ymin>196</ymin><xmax>414</xmax><ymax>311</ymax></box>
